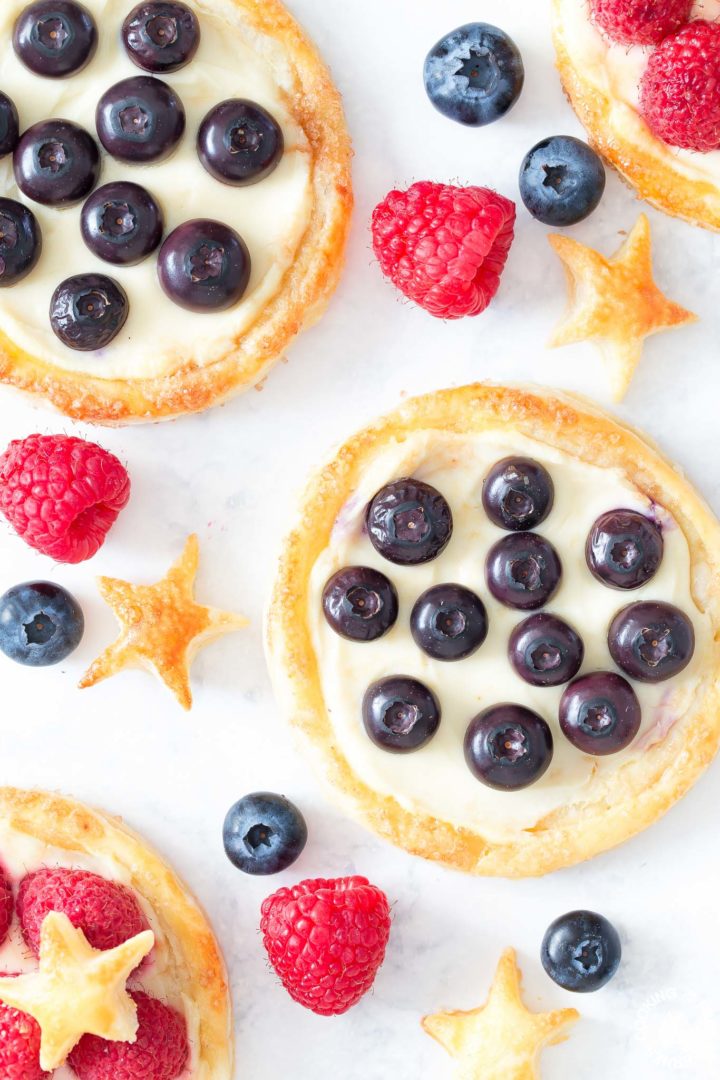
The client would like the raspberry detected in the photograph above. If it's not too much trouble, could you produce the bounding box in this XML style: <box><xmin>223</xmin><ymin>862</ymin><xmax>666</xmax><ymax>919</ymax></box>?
<box><xmin>68</xmin><ymin>991</ymin><xmax>189</xmax><ymax>1080</ymax></box>
<box><xmin>371</xmin><ymin>181</ymin><xmax>515</xmax><ymax>320</ymax></box>
<box><xmin>640</xmin><ymin>21</ymin><xmax>720</xmax><ymax>152</ymax></box>
<box><xmin>590</xmin><ymin>0</ymin><xmax>692</xmax><ymax>46</ymax></box>
<box><xmin>0</xmin><ymin>433</ymin><xmax>130</xmax><ymax>564</ymax></box>
<box><xmin>0</xmin><ymin>977</ymin><xmax>49</xmax><ymax>1080</ymax></box>
<box><xmin>17</xmin><ymin>868</ymin><xmax>149</xmax><ymax>957</ymax></box>
<box><xmin>260</xmin><ymin>875</ymin><xmax>391</xmax><ymax>1016</ymax></box>
<box><xmin>0</xmin><ymin>864</ymin><xmax>13</xmax><ymax>946</ymax></box>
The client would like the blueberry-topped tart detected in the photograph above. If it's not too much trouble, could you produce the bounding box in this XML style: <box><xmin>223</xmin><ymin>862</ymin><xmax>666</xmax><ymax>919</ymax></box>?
<box><xmin>0</xmin><ymin>0</ymin><xmax>351</xmax><ymax>422</ymax></box>
<box><xmin>268</xmin><ymin>384</ymin><xmax>720</xmax><ymax>876</ymax></box>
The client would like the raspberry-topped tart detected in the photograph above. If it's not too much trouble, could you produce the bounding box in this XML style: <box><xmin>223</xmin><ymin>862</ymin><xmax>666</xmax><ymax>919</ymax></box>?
<box><xmin>553</xmin><ymin>0</ymin><xmax>720</xmax><ymax>230</ymax></box>
<box><xmin>267</xmin><ymin>384</ymin><xmax>720</xmax><ymax>877</ymax></box>
<box><xmin>0</xmin><ymin>0</ymin><xmax>351</xmax><ymax>423</ymax></box>
<box><xmin>0</xmin><ymin>787</ymin><xmax>232</xmax><ymax>1077</ymax></box>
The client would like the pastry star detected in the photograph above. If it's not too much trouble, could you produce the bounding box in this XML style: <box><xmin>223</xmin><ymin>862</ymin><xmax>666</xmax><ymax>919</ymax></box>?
<box><xmin>0</xmin><ymin>912</ymin><xmax>154</xmax><ymax>1071</ymax></box>
<box><xmin>548</xmin><ymin>214</ymin><xmax>696</xmax><ymax>401</ymax></box>
<box><xmin>422</xmin><ymin>948</ymin><xmax>579</xmax><ymax>1080</ymax></box>
<box><xmin>79</xmin><ymin>533</ymin><xmax>248</xmax><ymax>710</ymax></box>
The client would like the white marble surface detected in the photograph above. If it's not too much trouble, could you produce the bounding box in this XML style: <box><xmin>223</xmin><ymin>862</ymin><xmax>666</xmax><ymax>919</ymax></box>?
<box><xmin>1</xmin><ymin>0</ymin><xmax>719</xmax><ymax>1076</ymax></box>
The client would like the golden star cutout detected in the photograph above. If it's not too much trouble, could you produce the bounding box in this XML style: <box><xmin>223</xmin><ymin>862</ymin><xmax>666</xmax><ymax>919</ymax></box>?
<box><xmin>422</xmin><ymin>948</ymin><xmax>579</xmax><ymax>1080</ymax></box>
<box><xmin>79</xmin><ymin>533</ymin><xmax>248</xmax><ymax>710</ymax></box>
<box><xmin>548</xmin><ymin>214</ymin><xmax>696</xmax><ymax>401</ymax></box>
<box><xmin>0</xmin><ymin>912</ymin><xmax>154</xmax><ymax>1071</ymax></box>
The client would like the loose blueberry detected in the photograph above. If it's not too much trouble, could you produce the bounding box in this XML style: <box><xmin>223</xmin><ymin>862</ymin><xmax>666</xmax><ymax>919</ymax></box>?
<box><xmin>464</xmin><ymin>703</ymin><xmax>553</xmax><ymax>790</ymax></box>
<box><xmin>0</xmin><ymin>199</ymin><xmax>42</xmax><ymax>287</ymax></box>
<box><xmin>366</xmin><ymin>479</ymin><xmax>453</xmax><ymax>566</ymax></box>
<box><xmin>223</xmin><ymin>792</ymin><xmax>307</xmax><ymax>875</ymax></box>
<box><xmin>410</xmin><ymin>583</ymin><xmax>488</xmax><ymax>661</ymax></box>
<box><xmin>362</xmin><ymin>675</ymin><xmax>441</xmax><ymax>752</ymax></box>
<box><xmin>560</xmin><ymin>672</ymin><xmax>641</xmax><ymax>755</ymax></box>
<box><xmin>50</xmin><ymin>273</ymin><xmax>128</xmax><ymax>351</ymax></box>
<box><xmin>0</xmin><ymin>582</ymin><xmax>84</xmax><ymax>666</ymax></box>
<box><xmin>0</xmin><ymin>93</ymin><xmax>20</xmax><ymax>158</ymax></box>
<box><xmin>608</xmin><ymin>601</ymin><xmax>694</xmax><ymax>683</ymax></box>
<box><xmin>424</xmin><ymin>22</ymin><xmax>524</xmax><ymax>127</ymax></box>
<box><xmin>519</xmin><ymin>135</ymin><xmax>606</xmax><ymax>226</ymax></box>
<box><xmin>542</xmin><ymin>910</ymin><xmax>621</xmax><ymax>992</ymax></box>
<box><xmin>482</xmin><ymin>456</ymin><xmax>554</xmax><ymax>531</ymax></box>
<box><xmin>122</xmin><ymin>1</ymin><xmax>200</xmax><ymax>74</ymax></box>
<box><xmin>96</xmin><ymin>76</ymin><xmax>185</xmax><ymax>164</ymax></box>
<box><xmin>14</xmin><ymin>119</ymin><xmax>100</xmax><ymax>207</ymax></box>
<box><xmin>13</xmin><ymin>0</ymin><xmax>97</xmax><ymax>78</ymax></box>
<box><xmin>198</xmin><ymin>99</ymin><xmax>284</xmax><ymax>187</ymax></box>
<box><xmin>509</xmin><ymin>612</ymin><xmax>583</xmax><ymax>687</ymax></box>
<box><xmin>322</xmin><ymin>566</ymin><xmax>398</xmax><ymax>642</ymax></box>
<box><xmin>586</xmin><ymin>509</ymin><xmax>663</xmax><ymax>590</ymax></box>
<box><xmin>157</xmin><ymin>219</ymin><xmax>251</xmax><ymax>312</ymax></box>
<box><xmin>486</xmin><ymin>532</ymin><xmax>562</xmax><ymax>610</ymax></box>
<box><xmin>81</xmin><ymin>181</ymin><xmax>163</xmax><ymax>266</ymax></box>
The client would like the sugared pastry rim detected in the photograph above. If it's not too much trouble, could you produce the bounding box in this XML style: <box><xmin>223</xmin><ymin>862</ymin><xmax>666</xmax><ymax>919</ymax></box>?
<box><xmin>266</xmin><ymin>383</ymin><xmax>720</xmax><ymax>877</ymax></box>
<box><xmin>0</xmin><ymin>0</ymin><xmax>353</xmax><ymax>425</ymax></box>
<box><xmin>552</xmin><ymin>0</ymin><xmax>720</xmax><ymax>231</ymax></box>
<box><xmin>0</xmin><ymin>786</ymin><xmax>233</xmax><ymax>1077</ymax></box>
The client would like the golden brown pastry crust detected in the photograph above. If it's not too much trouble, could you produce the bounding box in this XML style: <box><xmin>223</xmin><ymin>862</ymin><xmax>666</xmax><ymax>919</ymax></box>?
<box><xmin>552</xmin><ymin>0</ymin><xmax>720</xmax><ymax>231</ymax></box>
<box><xmin>266</xmin><ymin>383</ymin><xmax>720</xmax><ymax>877</ymax></box>
<box><xmin>0</xmin><ymin>0</ymin><xmax>353</xmax><ymax>424</ymax></box>
<box><xmin>0</xmin><ymin>787</ymin><xmax>233</xmax><ymax>1077</ymax></box>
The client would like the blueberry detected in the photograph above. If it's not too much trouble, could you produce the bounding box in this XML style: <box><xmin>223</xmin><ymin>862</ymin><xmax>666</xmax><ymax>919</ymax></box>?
<box><xmin>14</xmin><ymin>119</ymin><xmax>100</xmax><ymax>207</ymax></box>
<box><xmin>81</xmin><ymin>182</ymin><xmax>164</xmax><ymax>266</ymax></box>
<box><xmin>509</xmin><ymin>612</ymin><xmax>583</xmax><ymax>687</ymax></box>
<box><xmin>50</xmin><ymin>273</ymin><xmax>128</xmax><ymax>351</ymax></box>
<box><xmin>122</xmin><ymin>1</ymin><xmax>200</xmax><ymax>74</ymax></box>
<box><xmin>410</xmin><ymin>583</ymin><xmax>488</xmax><ymax>661</ymax></box>
<box><xmin>13</xmin><ymin>1</ymin><xmax>97</xmax><ymax>79</ymax></box>
<box><xmin>464</xmin><ymin>703</ymin><xmax>553</xmax><ymax>790</ymax></box>
<box><xmin>198</xmin><ymin>99</ymin><xmax>284</xmax><ymax>187</ymax></box>
<box><xmin>0</xmin><ymin>199</ymin><xmax>42</xmax><ymax>287</ymax></box>
<box><xmin>0</xmin><ymin>93</ymin><xmax>20</xmax><ymax>158</ymax></box>
<box><xmin>366</xmin><ymin>479</ymin><xmax>452</xmax><ymax>566</ymax></box>
<box><xmin>96</xmin><ymin>76</ymin><xmax>185</xmax><ymax>164</ymax></box>
<box><xmin>519</xmin><ymin>136</ymin><xmax>606</xmax><ymax>227</ymax></box>
<box><xmin>424</xmin><ymin>22</ymin><xmax>524</xmax><ymax>127</ymax></box>
<box><xmin>482</xmin><ymin>456</ymin><xmax>554</xmax><ymax>531</ymax></box>
<box><xmin>322</xmin><ymin>566</ymin><xmax>398</xmax><ymax>642</ymax></box>
<box><xmin>486</xmin><ymin>532</ymin><xmax>562</xmax><ymax>610</ymax></box>
<box><xmin>587</xmin><ymin>509</ymin><xmax>663</xmax><ymax>590</ymax></box>
<box><xmin>362</xmin><ymin>675</ymin><xmax>441</xmax><ymax>753</ymax></box>
<box><xmin>541</xmin><ymin>910</ymin><xmax>621</xmax><ymax>992</ymax></box>
<box><xmin>608</xmin><ymin>601</ymin><xmax>694</xmax><ymax>683</ymax></box>
<box><xmin>223</xmin><ymin>792</ymin><xmax>307</xmax><ymax>875</ymax></box>
<box><xmin>0</xmin><ymin>582</ymin><xmax>84</xmax><ymax>666</ymax></box>
<box><xmin>157</xmin><ymin>219</ymin><xmax>251</xmax><ymax>312</ymax></box>
<box><xmin>560</xmin><ymin>672</ymin><xmax>641</xmax><ymax>755</ymax></box>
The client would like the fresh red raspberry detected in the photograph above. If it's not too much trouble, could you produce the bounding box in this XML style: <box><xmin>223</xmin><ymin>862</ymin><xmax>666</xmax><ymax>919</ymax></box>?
<box><xmin>68</xmin><ymin>991</ymin><xmax>189</xmax><ymax>1080</ymax></box>
<box><xmin>17</xmin><ymin>868</ymin><xmax>149</xmax><ymax>957</ymax></box>
<box><xmin>0</xmin><ymin>976</ymin><xmax>49</xmax><ymax>1080</ymax></box>
<box><xmin>590</xmin><ymin>0</ymin><xmax>692</xmax><ymax>46</ymax></box>
<box><xmin>260</xmin><ymin>875</ymin><xmax>391</xmax><ymax>1016</ymax></box>
<box><xmin>371</xmin><ymin>181</ymin><xmax>515</xmax><ymax>319</ymax></box>
<box><xmin>0</xmin><ymin>433</ymin><xmax>130</xmax><ymax>564</ymax></box>
<box><xmin>0</xmin><ymin>864</ymin><xmax>13</xmax><ymax>947</ymax></box>
<box><xmin>640</xmin><ymin>21</ymin><xmax>720</xmax><ymax>152</ymax></box>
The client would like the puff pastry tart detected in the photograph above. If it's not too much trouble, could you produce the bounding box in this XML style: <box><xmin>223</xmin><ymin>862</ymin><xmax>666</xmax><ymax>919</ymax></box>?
<box><xmin>0</xmin><ymin>0</ymin><xmax>352</xmax><ymax>423</ymax></box>
<box><xmin>0</xmin><ymin>786</ymin><xmax>232</xmax><ymax>1077</ymax></box>
<box><xmin>552</xmin><ymin>0</ymin><xmax>720</xmax><ymax>230</ymax></box>
<box><xmin>267</xmin><ymin>384</ymin><xmax>720</xmax><ymax>877</ymax></box>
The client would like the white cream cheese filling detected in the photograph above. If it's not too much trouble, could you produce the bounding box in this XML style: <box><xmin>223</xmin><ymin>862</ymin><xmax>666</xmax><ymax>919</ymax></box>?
<box><xmin>0</xmin><ymin>0</ymin><xmax>313</xmax><ymax>380</ymax></box>
<box><xmin>309</xmin><ymin>431</ymin><xmax>712</xmax><ymax>844</ymax></box>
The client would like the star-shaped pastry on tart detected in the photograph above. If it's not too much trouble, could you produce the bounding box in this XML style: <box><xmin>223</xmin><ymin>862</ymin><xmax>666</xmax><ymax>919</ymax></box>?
<box><xmin>79</xmin><ymin>534</ymin><xmax>248</xmax><ymax>710</ymax></box>
<box><xmin>548</xmin><ymin>214</ymin><xmax>696</xmax><ymax>401</ymax></box>
<box><xmin>0</xmin><ymin>912</ymin><xmax>154</xmax><ymax>1071</ymax></box>
<box><xmin>422</xmin><ymin>948</ymin><xmax>579</xmax><ymax>1080</ymax></box>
